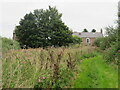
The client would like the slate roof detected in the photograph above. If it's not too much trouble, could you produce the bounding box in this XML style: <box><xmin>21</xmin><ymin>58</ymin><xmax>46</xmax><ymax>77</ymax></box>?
<box><xmin>73</xmin><ymin>32</ymin><xmax>103</xmax><ymax>38</ymax></box>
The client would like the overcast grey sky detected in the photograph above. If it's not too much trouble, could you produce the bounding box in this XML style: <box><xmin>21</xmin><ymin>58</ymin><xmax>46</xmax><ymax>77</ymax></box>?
<box><xmin>0</xmin><ymin>0</ymin><xmax>119</xmax><ymax>38</ymax></box>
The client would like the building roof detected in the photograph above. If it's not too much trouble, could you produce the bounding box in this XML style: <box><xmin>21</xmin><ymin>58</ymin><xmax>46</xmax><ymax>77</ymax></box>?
<box><xmin>73</xmin><ymin>32</ymin><xmax>103</xmax><ymax>38</ymax></box>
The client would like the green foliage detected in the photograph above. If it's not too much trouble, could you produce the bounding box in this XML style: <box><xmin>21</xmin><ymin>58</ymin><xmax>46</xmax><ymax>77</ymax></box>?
<box><xmin>2</xmin><ymin>46</ymin><xmax>96</xmax><ymax>88</ymax></box>
<box><xmin>1</xmin><ymin>37</ymin><xmax>20</xmax><ymax>52</ymax></box>
<box><xmin>94</xmin><ymin>5</ymin><xmax>120</xmax><ymax>64</ymax></box>
<box><xmin>80</xmin><ymin>51</ymin><xmax>99</xmax><ymax>59</ymax></box>
<box><xmin>100</xmin><ymin>5</ymin><xmax>120</xmax><ymax>64</ymax></box>
<box><xmin>105</xmin><ymin>26</ymin><xmax>117</xmax><ymax>41</ymax></box>
<box><xmin>91</xmin><ymin>29</ymin><xmax>96</xmax><ymax>32</ymax></box>
<box><xmin>104</xmin><ymin>43</ymin><xmax>120</xmax><ymax>65</ymax></box>
<box><xmin>93</xmin><ymin>38</ymin><xmax>101</xmax><ymax>47</ymax></box>
<box><xmin>94</xmin><ymin>27</ymin><xmax>119</xmax><ymax>64</ymax></box>
<box><xmin>94</xmin><ymin>26</ymin><xmax>118</xmax><ymax>50</ymax></box>
<box><xmin>99</xmin><ymin>37</ymin><xmax>111</xmax><ymax>50</ymax></box>
<box><xmin>2</xmin><ymin>47</ymin><xmax>76</xmax><ymax>88</ymax></box>
<box><xmin>101</xmin><ymin>5</ymin><xmax>120</xmax><ymax>64</ymax></box>
<box><xmin>72</xmin><ymin>35</ymin><xmax>82</xmax><ymax>44</ymax></box>
<box><xmin>93</xmin><ymin>37</ymin><xmax>111</xmax><ymax>50</ymax></box>
<box><xmin>34</xmin><ymin>68</ymin><xmax>74</xmax><ymax>88</ymax></box>
<box><xmin>15</xmin><ymin>6</ymin><xmax>73</xmax><ymax>48</ymax></box>
<box><xmin>83</xmin><ymin>28</ymin><xmax>88</xmax><ymax>32</ymax></box>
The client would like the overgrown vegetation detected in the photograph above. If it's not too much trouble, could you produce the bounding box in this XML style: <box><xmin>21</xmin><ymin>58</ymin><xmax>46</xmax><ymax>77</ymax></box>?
<box><xmin>104</xmin><ymin>43</ymin><xmax>120</xmax><ymax>65</ymax></box>
<box><xmin>2</xmin><ymin>3</ymin><xmax>119</xmax><ymax>89</ymax></box>
<box><xmin>2</xmin><ymin>45</ymin><xmax>118</xmax><ymax>88</ymax></box>
<box><xmin>94</xmin><ymin>27</ymin><xmax>119</xmax><ymax>64</ymax></box>
<box><xmin>1</xmin><ymin>37</ymin><xmax>20</xmax><ymax>53</ymax></box>
<box><xmin>93</xmin><ymin>37</ymin><xmax>109</xmax><ymax>50</ymax></box>
<box><xmin>2</xmin><ymin>46</ymin><xmax>97</xmax><ymax>88</ymax></box>
<box><xmin>93</xmin><ymin>3</ymin><xmax>120</xmax><ymax>65</ymax></box>
<box><xmin>72</xmin><ymin>35</ymin><xmax>82</xmax><ymax>44</ymax></box>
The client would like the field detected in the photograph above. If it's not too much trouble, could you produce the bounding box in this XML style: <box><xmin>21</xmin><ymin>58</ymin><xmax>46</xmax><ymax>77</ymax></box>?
<box><xmin>2</xmin><ymin>45</ymin><xmax>118</xmax><ymax>88</ymax></box>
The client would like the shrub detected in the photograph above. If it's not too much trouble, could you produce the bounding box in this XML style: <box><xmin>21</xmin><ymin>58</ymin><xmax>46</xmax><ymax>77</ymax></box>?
<box><xmin>93</xmin><ymin>38</ymin><xmax>101</xmax><ymax>47</ymax></box>
<box><xmin>104</xmin><ymin>43</ymin><xmax>119</xmax><ymax>65</ymax></box>
<box><xmin>94</xmin><ymin>37</ymin><xmax>111</xmax><ymax>50</ymax></box>
<box><xmin>99</xmin><ymin>37</ymin><xmax>111</xmax><ymax>50</ymax></box>
<box><xmin>72</xmin><ymin>35</ymin><xmax>82</xmax><ymax>44</ymax></box>
<box><xmin>1</xmin><ymin>37</ymin><xmax>20</xmax><ymax>52</ymax></box>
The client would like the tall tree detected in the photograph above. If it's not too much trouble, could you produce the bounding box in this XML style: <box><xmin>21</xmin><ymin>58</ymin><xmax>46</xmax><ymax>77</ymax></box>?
<box><xmin>83</xmin><ymin>28</ymin><xmax>88</xmax><ymax>32</ymax></box>
<box><xmin>15</xmin><ymin>6</ymin><xmax>73</xmax><ymax>48</ymax></box>
<box><xmin>91</xmin><ymin>29</ymin><xmax>96</xmax><ymax>32</ymax></box>
<box><xmin>72</xmin><ymin>35</ymin><xmax>82</xmax><ymax>44</ymax></box>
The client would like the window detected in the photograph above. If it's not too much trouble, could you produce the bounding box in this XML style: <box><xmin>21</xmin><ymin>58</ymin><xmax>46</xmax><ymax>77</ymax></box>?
<box><xmin>86</xmin><ymin>38</ymin><xmax>90</xmax><ymax>43</ymax></box>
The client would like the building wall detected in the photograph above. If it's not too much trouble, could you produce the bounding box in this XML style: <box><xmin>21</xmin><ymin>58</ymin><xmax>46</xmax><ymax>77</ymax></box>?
<box><xmin>82</xmin><ymin>37</ymin><xmax>95</xmax><ymax>45</ymax></box>
<box><xmin>13</xmin><ymin>33</ymin><xmax>16</xmax><ymax>40</ymax></box>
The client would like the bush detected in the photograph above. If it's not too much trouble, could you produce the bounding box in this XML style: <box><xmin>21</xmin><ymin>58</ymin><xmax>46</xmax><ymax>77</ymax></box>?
<box><xmin>1</xmin><ymin>37</ymin><xmax>20</xmax><ymax>52</ymax></box>
<box><xmin>104</xmin><ymin>43</ymin><xmax>119</xmax><ymax>65</ymax></box>
<box><xmin>94</xmin><ymin>37</ymin><xmax>111</xmax><ymax>50</ymax></box>
<box><xmin>93</xmin><ymin>38</ymin><xmax>101</xmax><ymax>47</ymax></box>
<box><xmin>72</xmin><ymin>35</ymin><xmax>82</xmax><ymax>44</ymax></box>
<box><xmin>99</xmin><ymin>37</ymin><xmax>111</xmax><ymax>50</ymax></box>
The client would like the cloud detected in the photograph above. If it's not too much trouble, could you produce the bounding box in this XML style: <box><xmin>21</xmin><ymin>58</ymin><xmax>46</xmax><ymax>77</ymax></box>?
<box><xmin>0</xmin><ymin>1</ymin><xmax>118</xmax><ymax>38</ymax></box>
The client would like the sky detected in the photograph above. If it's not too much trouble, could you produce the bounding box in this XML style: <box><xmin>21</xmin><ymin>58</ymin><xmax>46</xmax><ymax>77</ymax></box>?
<box><xmin>0</xmin><ymin>0</ymin><xmax>119</xmax><ymax>38</ymax></box>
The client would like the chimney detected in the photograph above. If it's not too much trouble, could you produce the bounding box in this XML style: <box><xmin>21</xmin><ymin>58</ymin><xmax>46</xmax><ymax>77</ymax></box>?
<box><xmin>100</xmin><ymin>29</ymin><xmax>103</xmax><ymax>34</ymax></box>
<box><xmin>79</xmin><ymin>33</ymin><xmax>81</xmax><ymax>35</ymax></box>
<box><xmin>13</xmin><ymin>32</ymin><xmax>16</xmax><ymax>40</ymax></box>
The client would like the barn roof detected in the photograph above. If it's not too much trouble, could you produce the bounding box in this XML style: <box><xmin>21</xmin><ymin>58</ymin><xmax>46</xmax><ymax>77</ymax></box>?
<box><xmin>73</xmin><ymin>32</ymin><xmax>103</xmax><ymax>38</ymax></box>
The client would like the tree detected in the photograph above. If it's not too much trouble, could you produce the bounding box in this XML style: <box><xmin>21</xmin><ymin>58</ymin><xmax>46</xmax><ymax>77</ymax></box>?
<box><xmin>105</xmin><ymin>26</ymin><xmax>117</xmax><ymax>42</ymax></box>
<box><xmin>15</xmin><ymin>6</ymin><xmax>73</xmax><ymax>48</ymax></box>
<box><xmin>94</xmin><ymin>2</ymin><xmax>120</xmax><ymax>64</ymax></box>
<box><xmin>83</xmin><ymin>29</ymin><xmax>88</xmax><ymax>32</ymax></box>
<box><xmin>72</xmin><ymin>35</ymin><xmax>82</xmax><ymax>44</ymax></box>
<box><xmin>91</xmin><ymin>29</ymin><xmax>96</xmax><ymax>32</ymax></box>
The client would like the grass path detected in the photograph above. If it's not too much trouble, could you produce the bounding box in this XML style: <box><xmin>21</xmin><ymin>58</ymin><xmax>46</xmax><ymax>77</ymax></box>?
<box><xmin>72</xmin><ymin>55</ymin><xmax>118</xmax><ymax>88</ymax></box>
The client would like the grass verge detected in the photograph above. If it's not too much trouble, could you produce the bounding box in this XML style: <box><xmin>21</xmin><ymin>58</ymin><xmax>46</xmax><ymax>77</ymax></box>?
<box><xmin>72</xmin><ymin>55</ymin><xmax>118</xmax><ymax>88</ymax></box>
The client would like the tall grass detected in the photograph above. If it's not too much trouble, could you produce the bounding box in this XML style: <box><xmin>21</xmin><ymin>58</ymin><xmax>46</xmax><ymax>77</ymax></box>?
<box><xmin>1</xmin><ymin>37</ymin><xmax>21</xmax><ymax>89</ymax></box>
<box><xmin>2</xmin><ymin>46</ymin><xmax>96</xmax><ymax>88</ymax></box>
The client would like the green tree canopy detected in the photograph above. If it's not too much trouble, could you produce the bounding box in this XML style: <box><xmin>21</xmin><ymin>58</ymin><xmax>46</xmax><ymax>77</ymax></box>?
<box><xmin>72</xmin><ymin>35</ymin><xmax>82</xmax><ymax>44</ymax></box>
<box><xmin>15</xmin><ymin>6</ymin><xmax>73</xmax><ymax>48</ymax></box>
<box><xmin>83</xmin><ymin>29</ymin><xmax>88</xmax><ymax>32</ymax></box>
<box><xmin>91</xmin><ymin>29</ymin><xmax>96</xmax><ymax>32</ymax></box>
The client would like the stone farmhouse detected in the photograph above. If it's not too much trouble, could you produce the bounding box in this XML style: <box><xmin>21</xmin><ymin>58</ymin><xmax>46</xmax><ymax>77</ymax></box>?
<box><xmin>73</xmin><ymin>31</ymin><xmax>103</xmax><ymax>45</ymax></box>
